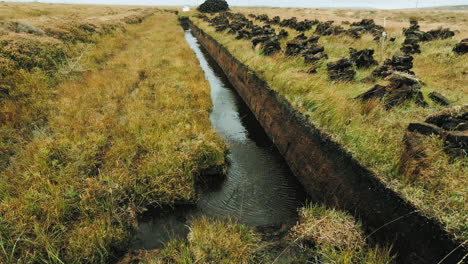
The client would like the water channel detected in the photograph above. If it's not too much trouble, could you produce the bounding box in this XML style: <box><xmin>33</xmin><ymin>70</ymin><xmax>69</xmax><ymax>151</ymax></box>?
<box><xmin>130</xmin><ymin>29</ymin><xmax>307</xmax><ymax>250</ymax></box>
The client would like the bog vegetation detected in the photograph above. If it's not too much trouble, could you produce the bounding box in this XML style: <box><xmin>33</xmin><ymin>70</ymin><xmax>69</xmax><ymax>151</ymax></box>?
<box><xmin>0</xmin><ymin>3</ymin><xmax>226</xmax><ymax>262</ymax></box>
<box><xmin>191</xmin><ymin>7</ymin><xmax>467</xmax><ymax>242</ymax></box>
<box><xmin>141</xmin><ymin>204</ymin><xmax>394</xmax><ymax>264</ymax></box>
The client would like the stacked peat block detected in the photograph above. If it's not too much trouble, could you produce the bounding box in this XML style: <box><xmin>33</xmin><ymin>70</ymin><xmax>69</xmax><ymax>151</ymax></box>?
<box><xmin>227</xmin><ymin>13</ymin><xmax>249</xmax><ymax>34</ymax></box>
<box><xmin>327</xmin><ymin>57</ymin><xmax>355</xmax><ymax>81</ymax></box>
<box><xmin>278</xmin><ymin>29</ymin><xmax>289</xmax><ymax>39</ymax></box>
<box><xmin>315</xmin><ymin>21</ymin><xmax>345</xmax><ymax>36</ymax></box>
<box><xmin>209</xmin><ymin>13</ymin><xmax>230</xmax><ymax>32</ymax></box>
<box><xmin>424</xmin><ymin>27</ymin><xmax>455</xmax><ymax>41</ymax></box>
<box><xmin>280</xmin><ymin>17</ymin><xmax>298</xmax><ymax>28</ymax></box>
<box><xmin>271</xmin><ymin>16</ymin><xmax>281</xmax><ymax>25</ymax></box>
<box><xmin>453</xmin><ymin>38</ymin><xmax>468</xmax><ymax>55</ymax></box>
<box><xmin>349</xmin><ymin>48</ymin><xmax>378</xmax><ymax>68</ymax></box>
<box><xmin>372</xmin><ymin>54</ymin><xmax>415</xmax><ymax>78</ymax></box>
<box><xmin>401</xmin><ymin>19</ymin><xmax>423</xmax><ymax>54</ymax></box>
<box><xmin>294</xmin><ymin>20</ymin><xmax>316</xmax><ymax>32</ymax></box>
<box><xmin>356</xmin><ymin>72</ymin><xmax>427</xmax><ymax>109</ymax></box>
<box><xmin>407</xmin><ymin>105</ymin><xmax>467</xmax><ymax>157</ymax></box>
<box><xmin>256</xmin><ymin>14</ymin><xmax>270</xmax><ymax>23</ymax></box>
<box><xmin>276</xmin><ymin>16</ymin><xmax>318</xmax><ymax>31</ymax></box>
<box><xmin>198</xmin><ymin>0</ymin><xmax>229</xmax><ymax>13</ymax></box>
<box><xmin>285</xmin><ymin>34</ymin><xmax>328</xmax><ymax>64</ymax></box>
<box><xmin>401</xmin><ymin>19</ymin><xmax>455</xmax><ymax>54</ymax></box>
<box><xmin>360</xmin><ymin>52</ymin><xmax>428</xmax><ymax>110</ymax></box>
<box><xmin>347</xmin><ymin>19</ymin><xmax>385</xmax><ymax>40</ymax></box>
<box><xmin>250</xmin><ymin>25</ymin><xmax>281</xmax><ymax>56</ymax></box>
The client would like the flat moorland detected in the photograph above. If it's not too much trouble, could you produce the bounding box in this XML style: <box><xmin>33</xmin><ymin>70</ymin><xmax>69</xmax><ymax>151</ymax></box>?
<box><xmin>0</xmin><ymin>4</ymin><xmax>225</xmax><ymax>262</ymax></box>
<box><xmin>191</xmin><ymin>7</ymin><xmax>467</xmax><ymax>241</ymax></box>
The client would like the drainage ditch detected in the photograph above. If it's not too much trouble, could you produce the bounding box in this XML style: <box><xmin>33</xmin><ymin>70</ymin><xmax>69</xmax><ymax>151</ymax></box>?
<box><xmin>129</xmin><ymin>28</ymin><xmax>307</xmax><ymax>250</ymax></box>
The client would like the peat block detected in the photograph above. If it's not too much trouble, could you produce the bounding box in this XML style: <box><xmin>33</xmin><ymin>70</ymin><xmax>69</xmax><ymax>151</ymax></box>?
<box><xmin>327</xmin><ymin>57</ymin><xmax>355</xmax><ymax>81</ymax></box>
<box><xmin>425</xmin><ymin>105</ymin><xmax>468</xmax><ymax>131</ymax></box>
<box><xmin>408</xmin><ymin>105</ymin><xmax>468</xmax><ymax>157</ymax></box>
<box><xmin>349</xmin><ymin>48</ymin><xmax>378</xmax><ymax>68</ymax></box>
<box><xmin>372</xmin><ymin>54</ymin><xmax>415</xmax><ymax>78</ymax></box>
<box><xmin>444</xmin><ymin>131</ymin><xmax>468</xmax><ymax>157</ymax></box>
<box><xmin>315</xmin><ymin>21</ymin><xmax>345</xmax><ymax>36</ymax></box>
<box><xmin>261</xmin><ymin>38</ymin><xmax>281</xmax><ymax>56</ymax></box>
<box><xmin>453</xmin><ymin>38</ymin><xmax>468</xmax><ymax>55</ymax></box>
<box><xmin>428</xmin><ymin>91</ymin><xmax>451</xmax><ymax>106</ymax></box>
<box><xmin>357</xmin><ymin>72</ymin><xmax>427</xmax><ymax>109</ymax></box>
<box><xmin>198</xmin><ymin>0</ymin><xmax>229</xmax><ymax>13</ymax></box>
<box><xmin>408</xmin><ymin>122</ymin><xmax>444</xmax><ymax>136</ymax></box>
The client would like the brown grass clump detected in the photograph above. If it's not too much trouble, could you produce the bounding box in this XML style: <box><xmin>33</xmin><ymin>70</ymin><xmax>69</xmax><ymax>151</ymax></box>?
<box><xmin>291</xmin><ymin>204</ymin><xmax>365</xmax><ymax>250</ymax></box>
<box><xmin>144</xmin><ymin>217</ymin><xmax>259</xmax><ymax>264</ymax></box>
<box><xmin>0</xmin><ymin>33</ymin><xmax>65</xmax><ymax>70</ymax></box>
<box><xmin>189</xmin><ymin>217</ymin><xmax>259</xmax><ymax>263</ymax></box>
<box><xmin>289</xmin><ymin>204</ymin><xmax>395</xmax><ymax>264</ymax></box>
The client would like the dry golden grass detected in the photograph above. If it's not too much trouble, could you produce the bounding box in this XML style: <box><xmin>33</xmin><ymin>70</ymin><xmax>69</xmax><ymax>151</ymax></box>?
<box><xmin>144</xmin><ymin>217</ymin><xmax>259</xmax><ymax>264</ymax></box>
<box><xmin>0</xmin><ymin>2</ymin><xmax>157</xmax><ymax>171</ymax></box>
<box><xmin>191</xmin><ymin>8</ymin><xmax>467</xmax><ymax>240</ymax></box>
<box><xmin>291</xmin><ymin>204</ymin><xmax>365</xmax><ymax>250</ymax></box>
<box><xmin>0</xmin><ymin>6</ymin><xmax>226</xmax><ymax>263</ymax></box>
<box><xmin>289</xmin><ymin>204</ymin><xmax>395</xmax><ymax>264</ymax></box>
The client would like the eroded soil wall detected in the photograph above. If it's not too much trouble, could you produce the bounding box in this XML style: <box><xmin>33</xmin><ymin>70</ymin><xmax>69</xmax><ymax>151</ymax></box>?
<box><xmin>188</xmin><ymin>21</ymin><xmax>465</xmax><ymax>264</ymax></box>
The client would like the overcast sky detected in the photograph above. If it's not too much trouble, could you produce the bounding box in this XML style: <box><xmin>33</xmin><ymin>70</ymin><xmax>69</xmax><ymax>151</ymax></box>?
<box><xmin>6</xmin><ymin>0</ymin><xmax>468</xmax><ymax>9</ymax></box>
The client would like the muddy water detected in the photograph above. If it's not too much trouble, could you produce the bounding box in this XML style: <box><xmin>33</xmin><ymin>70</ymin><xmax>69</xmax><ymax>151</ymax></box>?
<box><xmin>130</xmin><ymin>29</ymin><xmax>306</xmax><ymax>250</ymax></box>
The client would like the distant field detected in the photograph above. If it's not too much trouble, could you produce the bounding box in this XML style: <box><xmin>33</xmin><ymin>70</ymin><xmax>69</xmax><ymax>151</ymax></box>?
<box><xmin>422</xmin><ymin>5</ymin><xmax>468</xmax><ymax>10</ymax></box>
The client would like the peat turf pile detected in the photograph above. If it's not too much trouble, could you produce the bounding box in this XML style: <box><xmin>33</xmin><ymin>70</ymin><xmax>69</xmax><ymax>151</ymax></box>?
<box><xmin>347</xmin><ymin>19</ymin><xmax>385</xmax><ymax>40</ymax></box>
<box><xmin>401</xmin><ymin>19</ymin><xmax>455</xmax><ymax>54</ymax></box>
<box><xmin>372</xmin><ymin>54</ymin><xmax>415</xmax><ymax>78</ymax></box>
<box><xmin>349</xmin><ymin>48</ymin><xmax>378</xmax><ymax>68</ymax></box>
<box><xmin>198</xmin><ymin>0</ymin><xmax>229</xmax><ymax>13</ymax></box>
<box><xmin>315</xmin><ymin>21</ymin><xmax>345</xmax><ymax>36</ymax></box>
<box><xmin>327</xmin><ymin>57</ymin><xmax>355</xmax><ymax>81</ymax></box>
<box><xmin>407</xmin><ymin>105</ymin><xmax>468</xmax><ymax>158</ymax></box>
<box><xmin>208</xmin><ymin>12</ymin><xmax>283</xmax><ymax>56</ymax></box>
<box><xmin>285</xmin><ymin>34</ymin><xmax>328</xmax><ymax>64</ymax></box>
<box><xmin>453</xmin><ymin>38</ymin><xmax>468</xmax><ymax>55</ymax></box>
<box><xmin>356</xmin><ymin>72</ymin><xmax>428</xmax><ymax>109</ymax></box>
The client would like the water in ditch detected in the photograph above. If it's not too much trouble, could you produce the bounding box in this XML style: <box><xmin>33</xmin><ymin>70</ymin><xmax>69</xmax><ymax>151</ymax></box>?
<box><xmin>130</xmin><ymin>29</ymin><xmax>306</xmax><ymax>250</ymax></box>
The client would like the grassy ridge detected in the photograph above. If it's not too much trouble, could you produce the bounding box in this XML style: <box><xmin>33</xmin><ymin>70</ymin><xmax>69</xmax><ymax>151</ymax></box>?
<box><xmin>0</xmin><ymin>9</ymin><xmax>226</xmax><ymax>263</ymax></box>
<box><xmin>0</xmin><ymin>2</ymin><xmax>156</xmax><ymax>171</ymax></box>
<box><xmin>191</xmin><ymin>8</ymin><xmax>467</xmax><ymax>240</ymax></box>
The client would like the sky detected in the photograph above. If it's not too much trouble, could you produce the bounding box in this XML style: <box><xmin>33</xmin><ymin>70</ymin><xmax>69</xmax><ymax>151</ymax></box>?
<box><xmin>5</xmin><ymin>0</ymin><xmax>468</xmax><ymax>9</ymax></box>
